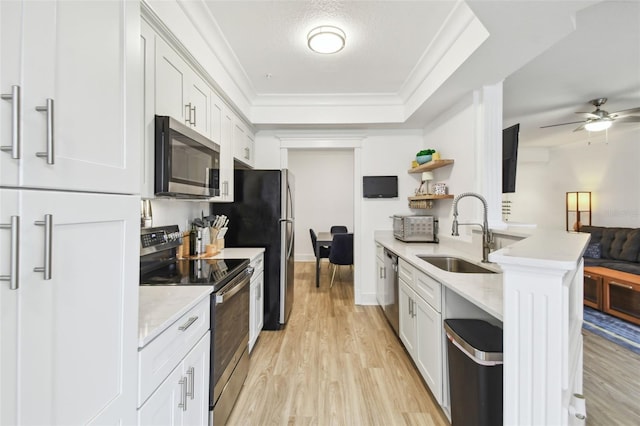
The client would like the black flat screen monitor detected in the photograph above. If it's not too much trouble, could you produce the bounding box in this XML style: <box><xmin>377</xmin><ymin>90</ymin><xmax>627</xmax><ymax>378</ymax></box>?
<box><xmin>502</xmin><ymin>123</ymin><xmax>520</xmax><ymax>193</ymax></box>
<box><xmin>363</xmin><ymin>175</ymin><xmax>398</xmax><ymax>198</ymax></box>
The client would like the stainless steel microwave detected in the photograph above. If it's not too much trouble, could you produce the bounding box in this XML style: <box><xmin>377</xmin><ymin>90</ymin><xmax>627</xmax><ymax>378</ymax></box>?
<box><xmin>155</xmin><ymin>115</ymin><xmax>220</xmax><ymax>198</ymax></box>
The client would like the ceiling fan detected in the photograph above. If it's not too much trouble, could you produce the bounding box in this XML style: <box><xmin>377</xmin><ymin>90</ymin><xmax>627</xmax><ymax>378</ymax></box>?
<box><xmin>541</xmin><ymin>98</ymin><xmax>640</xmax><ymax>132</ymax></box>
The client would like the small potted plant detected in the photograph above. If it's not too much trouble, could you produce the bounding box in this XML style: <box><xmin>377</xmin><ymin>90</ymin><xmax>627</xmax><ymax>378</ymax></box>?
<box><xmin>416</xmin><ymin>149</ymin><xmax>436</xmax><ymax>164</ymax></box>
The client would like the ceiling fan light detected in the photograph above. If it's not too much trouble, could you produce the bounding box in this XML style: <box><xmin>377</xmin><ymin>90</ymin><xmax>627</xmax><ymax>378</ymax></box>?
<box><xmin>584</xmin><ymin>118</ymin><xmax>613</xmax><ymax>132</ymax></box>
<box><xmin>307</xmin><ymin>26</ymin><xmax>345</xmax><ymax>54</ymax></box>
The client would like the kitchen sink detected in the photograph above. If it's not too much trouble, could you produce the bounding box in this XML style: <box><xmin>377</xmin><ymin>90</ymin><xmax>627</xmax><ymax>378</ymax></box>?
<box><xmin>417</xmin><ymin>256</ymin><xmax>497</xmax><ymax>274</ymax></box>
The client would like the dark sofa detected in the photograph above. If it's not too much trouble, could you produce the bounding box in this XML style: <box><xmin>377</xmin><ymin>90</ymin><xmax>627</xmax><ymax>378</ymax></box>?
<box><xmin>580</xmin><ymin>225</ymin><xmax>640</xmax><ymax>275</ymax></box>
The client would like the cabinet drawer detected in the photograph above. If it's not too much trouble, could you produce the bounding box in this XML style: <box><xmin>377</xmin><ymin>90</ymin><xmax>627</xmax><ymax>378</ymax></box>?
<box><xmin>398</xmin><ymin>259</ymin><xmax>414</xmax><ymax>285</ymax></box>
<box><xmin>138</xmin><ymin>297</ymin><xmax>210</xmax><ymax>406</ymax></box>
<box><xmin>414</xmin><ymin>270</ymin><xmax>442</xmax><ymax>312</ymax></box>
<box><xmin>376</xmin><ymin>244</ymin><xmax>384</xmax><ymax>260</ymax></box>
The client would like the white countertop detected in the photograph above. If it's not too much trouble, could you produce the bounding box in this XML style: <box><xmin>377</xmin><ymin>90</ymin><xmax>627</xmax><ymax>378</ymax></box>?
<box><xmin>375</xmin><ymin>231</ymin><xmax>504</xmax><ymax>320</ymax></box>
<box><xmin>211</xmin><ymin>247</ymin><xmax>265</xmax><ymax>261</ymax></box>
<box><xmin>138</xmin><ymin>286</ymin><xmax>213</xmax><ymax>348</ymax></box>
<box><xmin>489</xmin><ymin>229</ymin><xmax>590</xmax><ymax>270</ymax></box>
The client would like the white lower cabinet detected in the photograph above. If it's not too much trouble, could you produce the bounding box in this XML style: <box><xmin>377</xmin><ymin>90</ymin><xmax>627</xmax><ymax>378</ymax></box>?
<box><xmin>138</xmin><ymin>297</ymin><xmax>211</xmax><ymax>426</ymax></box>
<box><xmin>0</xmin><ymin>188</ymin><xmax>139</xmax><ymax>425</ymax></box>
<box><xmin>138</xmin><ymin>333</ymin><xmax>210</xmax><ymax>426</ymax></box>
<box><xmin>398</xmin><ymin>260</ymin><xmax>443</xmax><ymax>405</ymax></box>
<box><xmin>249</xmin><ymin>253</ymin><xmax>265</xmax><ymax>352</ymax></box>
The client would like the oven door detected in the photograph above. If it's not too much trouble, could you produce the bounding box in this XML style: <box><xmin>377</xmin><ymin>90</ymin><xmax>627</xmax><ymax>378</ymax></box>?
<box><xmin>155</xmin><ymin>115</ymin><xmax>220</xmax><ymax>198</ymax></box>
<box><xmin>211</xmin><ymin>267</ymin><xmax>253</xmax><ymax>408</ymax></box>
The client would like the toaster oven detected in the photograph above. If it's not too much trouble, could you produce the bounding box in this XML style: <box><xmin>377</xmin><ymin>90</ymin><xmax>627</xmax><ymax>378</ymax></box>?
<box><xmin>393</xmin><ymin>215</ymin><xmax>438</xmax><ymax>243</ymax></box>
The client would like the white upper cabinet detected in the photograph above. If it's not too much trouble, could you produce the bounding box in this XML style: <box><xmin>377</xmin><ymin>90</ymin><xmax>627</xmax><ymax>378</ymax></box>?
<box><xmin>233</xmin><ymin>116</ymin><xmax>255</xmax><ymax>168</ymax></box>
<box><xmin>155</xmin><ymin>37</ymin><xmax>211</xmax><ymax>138</ymax></box>
<box><xmin>215</xmin><ymin>93</ymin><xmax>234</xmax><ymax>201</ymax></box>
<box><xmin>0</xmin><ymin>0</ymin><xmax>140</xmax><ymax>194</ymax></box>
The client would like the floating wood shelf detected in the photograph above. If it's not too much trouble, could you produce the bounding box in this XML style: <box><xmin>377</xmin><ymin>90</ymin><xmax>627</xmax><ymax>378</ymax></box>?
<box><xmin>408</xmin><ymin>159</ymin><xmax>454</xmax><ymax>173</ymax></box>
<box><xmin>408</xmin><ymin>194</ymin><xmax>454</xmax><ymax>201</ymax></box>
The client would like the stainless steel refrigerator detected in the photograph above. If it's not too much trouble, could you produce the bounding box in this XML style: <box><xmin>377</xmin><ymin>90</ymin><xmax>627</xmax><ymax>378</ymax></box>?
<box><xmin>211</xmin><ymin>169</ymin><xmax>294</xmax><ymax>330</ymax></box>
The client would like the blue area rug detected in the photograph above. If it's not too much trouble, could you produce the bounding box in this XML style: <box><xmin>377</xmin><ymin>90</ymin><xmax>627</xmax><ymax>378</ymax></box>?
<box><xmin>583</xmin><ymin>307</ymin><xmax>640</xmax><ymax>355</ymax></box>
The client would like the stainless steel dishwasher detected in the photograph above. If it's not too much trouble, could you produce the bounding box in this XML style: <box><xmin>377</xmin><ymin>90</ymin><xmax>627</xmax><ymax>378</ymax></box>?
<box><xmin>382</xmin><ymin>248</ymin><xmax>399</xmax><ymax>335</ymax></box>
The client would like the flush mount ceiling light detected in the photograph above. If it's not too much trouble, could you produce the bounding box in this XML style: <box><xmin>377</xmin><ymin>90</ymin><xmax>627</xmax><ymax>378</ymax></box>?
<box><xmin>584</xmin><ymin>118</ymin><xmax>613</xmax><ymax>132</ymax></box>
<box><xmin>307</xmin><ymin>26</ymin><xmax>346</xmax><ymax>54</ymax></box>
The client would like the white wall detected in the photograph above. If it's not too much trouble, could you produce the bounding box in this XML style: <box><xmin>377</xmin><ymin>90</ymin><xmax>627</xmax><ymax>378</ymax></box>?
<box><xmin>144</xmin><ymin>198</ymin><xmax>211</xmax><ymax>232</ymax></box>
<box><xmin>254</xmin><ymin>130</ymin><xmax>423</xmax><ymax>304</ymax></box>
<box><xmin>288</xmin><ymin>149</ymin><xmax>354</xmax><ymax>261</ymax></box>
<box><xmin>507</xmin><ymin>127</ymin><xmax>640</xmax><ymax>228</ymax></box>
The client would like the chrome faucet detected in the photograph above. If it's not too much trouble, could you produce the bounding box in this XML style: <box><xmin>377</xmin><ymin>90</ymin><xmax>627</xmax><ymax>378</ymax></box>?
<box><xmin>451</xmin><ymin>192</ymin><xmax>494</xmax><ymax>263</ymax></box>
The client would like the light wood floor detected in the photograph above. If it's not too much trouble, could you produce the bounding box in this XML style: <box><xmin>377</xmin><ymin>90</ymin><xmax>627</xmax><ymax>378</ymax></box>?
<box><xmin>227</xmin><ymin>261</ymin><xmax>640</xmax><ymax>425</ymax></box>
<box><xmin>227</xmin><ymin>261</ymin><xmax>449</xmax><ymax>425</ymax></box>
<box><xmin>583</xmin><ymin>329</ymin><xmax>640</xmax><ymax>425</ymax></box>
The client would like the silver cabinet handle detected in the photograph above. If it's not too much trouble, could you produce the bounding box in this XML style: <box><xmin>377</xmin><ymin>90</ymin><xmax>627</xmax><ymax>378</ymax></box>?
<box><xmin>222</xmin><ymin>180</ymin><xmax>229</xmax><ymax>196</ymax></box>
<box><xmin>35</xmin><ymin>99</ymin><xmax>55</xmax><ymax>164</ymax></box>
<box><xmin>33</xmin><ymin>214</ymin><xmax>52</xmax><ymax>280</ymax></box>
<box><xmin>584</xmin><ymin>274</ymin><xmax>592</xmax><ymax>279</ymax></box>
<box><xmin>191</xmin><ymin>105</ymin><xmax>196</xmax><ymax>126</ymax></box>
<box><xmin>185</xmin><ymin>102</ymin><xmax>194</xmax><ymax>125</ymax></box>
<box><xmin>1</xmin><ymin>85</ymin><xmax>21</xmax><ymax>159</ymax></box>
<box><xmin>244</xmin><ymin>147</ymin><xmax>250</xmax><ymax>160</ymax></box>
<box><xmin>609</xmin><ymin>281</ymin><xmax>633</xmax><ymax>290</ymax></box>
<box><xmin>0</xmin><ymin>216</ymin><xmax>20</xmax><ymax>290</ymax></box>
<box><xmin>186</xmin><ymin>367</ymin><xmax>195</xmax><ymax>399</ymax></box>
<box><xmin>178</xmin><ymin>377</ymin><xmax>188</xmax><ymax>411</ymax></box>
<box><xmin>178</xmin><ymin>316</ymin><xmax>198</xmax><ymax>331</ymax></box>
<box><xmin>408</xmin><ymin>297</ymin><xmax>412</xmax><ymax>317</ymax></box>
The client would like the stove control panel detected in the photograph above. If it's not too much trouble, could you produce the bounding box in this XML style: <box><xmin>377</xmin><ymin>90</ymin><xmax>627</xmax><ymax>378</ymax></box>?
<box><xmin>140</xmin><ymin>225</ymin><xmax>181</xmax><ymax>255</ymax></box>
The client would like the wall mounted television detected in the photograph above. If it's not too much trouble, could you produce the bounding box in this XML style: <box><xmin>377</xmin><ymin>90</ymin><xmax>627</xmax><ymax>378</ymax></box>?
<box><xmin>502</xmin><ymin>123</ymin><xmax>520</xmax><ymax>193</ymax></box>
<box><xmin>363</xmin><ymin>175</ymin><xmax>398</xmax><ymax>198</ymax></box>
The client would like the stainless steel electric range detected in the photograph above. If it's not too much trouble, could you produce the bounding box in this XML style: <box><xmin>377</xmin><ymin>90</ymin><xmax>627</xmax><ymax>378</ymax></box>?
<box><xmin>140</xmin><ymin>225</ymin><xmax>252</xmax><ymax>426</ymax></box>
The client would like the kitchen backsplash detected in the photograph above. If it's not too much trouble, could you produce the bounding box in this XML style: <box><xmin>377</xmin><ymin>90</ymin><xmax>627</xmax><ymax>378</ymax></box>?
<box><xmin>143</xmin><ymin>198</ymin><xmax>211</xmax><ymax>232</ymax></box>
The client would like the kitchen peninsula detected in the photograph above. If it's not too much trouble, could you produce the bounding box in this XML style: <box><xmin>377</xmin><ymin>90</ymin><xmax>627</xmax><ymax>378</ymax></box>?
<box><xmin>375</xmin><ymin>228</ymin><xmax>589</xmax><ymax>424</ymax></box>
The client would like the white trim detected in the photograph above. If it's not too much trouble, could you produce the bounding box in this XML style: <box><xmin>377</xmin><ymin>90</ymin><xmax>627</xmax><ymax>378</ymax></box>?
<box><xmin>277</xmin><ymin>134</ymin><xmax>365</xmax><ymax>304</ymax></box>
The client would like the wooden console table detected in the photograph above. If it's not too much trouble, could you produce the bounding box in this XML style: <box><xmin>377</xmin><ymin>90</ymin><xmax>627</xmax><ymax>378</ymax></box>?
<box><xmin>584</xmin><ymin>266</ymin><xmax>640</xmax><ymax>326</ymax></box>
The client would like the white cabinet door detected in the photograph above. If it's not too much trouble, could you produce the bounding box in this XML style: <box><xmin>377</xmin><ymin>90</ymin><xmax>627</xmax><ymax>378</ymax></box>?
<box><xmin>249</xmin><ymin>272</ymin><xmax>265</xmax><ymax>352</ymax></box>
<box><xmin>415</xmin><ymin>295</ymin><xmax>443</xmax><ymax>404</ymax></box>
<box><xmin>5</xmin><ymin>189</ymin><xmax>139</xmax><ymax>425</ymax></box>
<box><xmin>155</xmin><ymin>37</ymin><xmax>210</xmax><ymax>138</ymax></box>
<box><xmin>139</xmin><ymin>333</ymin><xmax>210</xmax><ymax>426</ymax></box>
<box><xmin>155</xmin><ymin>37</ymin><xmax>187</xmax><ymax>123</ymax></box>
<box><xmin>182</xmin><ymin>333</ymin><xmax>211</xmax><ymax>426</ymax></box>
<box><xmin>209</xmin><ymin>93</ymin><xmax>233</xmax><ymax>201</ymax></box>
<box><xmin>138</xmin><ymin>362</ymin><xmax>183</xmax><ymax>426</ymax></box>
<box><xmin>249</xmin><ymin>254</ymin><xmax>265</xmax><ymax>352</ymax></box>
<box><xmin>5</xmin><ymin>0</ymin><xmax>139</xmax><ymax>194</ymax></box>
<box><xmin>140</xmin><ymin>19</ymin><xmax>156</xmax><ymax>199</ymax></box>
<box><xmin>187</xmin><ymin>73</ymin><xmax>211</xmax><ymax>138</ymax></box>
<box><xmin>375</xmin><ymin>255</ymin><xmax>385</xmax><ymax>306</ymax></box>
<box><xmin>0</xmin><ymin>189</ymin><xmax>19</xmax><ymax>425</ymax></box>
<box><xmin>214</xmin><ymin>104</ymin><xmax>234</xmax><ymax>201</ymax></box>
<box><xmin>256</xmin><ymin>270</ymin><xmax>264</xmax><ymax>335</ymax></box>
<box><xmin>0</xmin><ymin>0</ymin><xmax>23</xmax><ymax>187</ymax></box>
<box><xmin>399</xmin><ymin>279</ymin><xmax>416</xmax><ymax>356</ymax></box>
<box><xmin>232</xmin><ymin>118</ymin><xmax>255</xmax><ymax>168</ymax></box>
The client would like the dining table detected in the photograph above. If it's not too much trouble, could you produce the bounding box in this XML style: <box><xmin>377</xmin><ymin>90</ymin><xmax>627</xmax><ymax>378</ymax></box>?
<box><xmin>315</xmin><ymin>231</ymin><xmax>333</xmax><ymax>288</ymax></box>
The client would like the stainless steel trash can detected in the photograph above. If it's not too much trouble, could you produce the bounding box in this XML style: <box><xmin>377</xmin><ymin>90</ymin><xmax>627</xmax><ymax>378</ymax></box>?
<box><xmin>444</xmin><ymin>319</ymin><xmax>503</xmax><ymax>426</ymax></box>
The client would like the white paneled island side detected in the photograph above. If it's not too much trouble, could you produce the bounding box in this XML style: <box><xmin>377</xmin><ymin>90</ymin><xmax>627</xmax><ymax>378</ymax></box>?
<box><xmin>375</xmin><ymin>228</ymin><xmax>589</xmax><ymax>425</ymax></box>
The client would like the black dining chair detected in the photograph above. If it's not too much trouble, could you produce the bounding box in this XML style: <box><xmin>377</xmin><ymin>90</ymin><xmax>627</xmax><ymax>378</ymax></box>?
<box><xmin>310</xmin><ymin>228</ymin><xmax>330</xmax><ymax>261</ymax></box>
<box><xmin>329</xmin><ymin>233</ymin><xmax>354</xmax><ymax>288</ymax></box>
<box><xmin>330</xmin><ymin>225</ymin><xmax>348</xmax><ymax>234</ymax></box>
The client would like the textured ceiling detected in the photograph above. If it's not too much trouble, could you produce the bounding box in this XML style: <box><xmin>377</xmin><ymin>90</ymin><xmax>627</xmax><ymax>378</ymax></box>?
<box><xmin>189</xmin><ymin>0</ymin><xmax>640</xmax><ymax>147</ymax></box>
<box><xmin>204</xmin><ymin>1</ymin><xmax>457</xmax><ymax>95</ymax></box>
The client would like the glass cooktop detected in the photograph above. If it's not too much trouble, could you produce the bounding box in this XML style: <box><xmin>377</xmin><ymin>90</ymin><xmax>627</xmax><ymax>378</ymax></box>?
<box><xmin>140</xmin><ymin>257</ymin><xmax>249</xmax><ymax>293</ymax></box>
